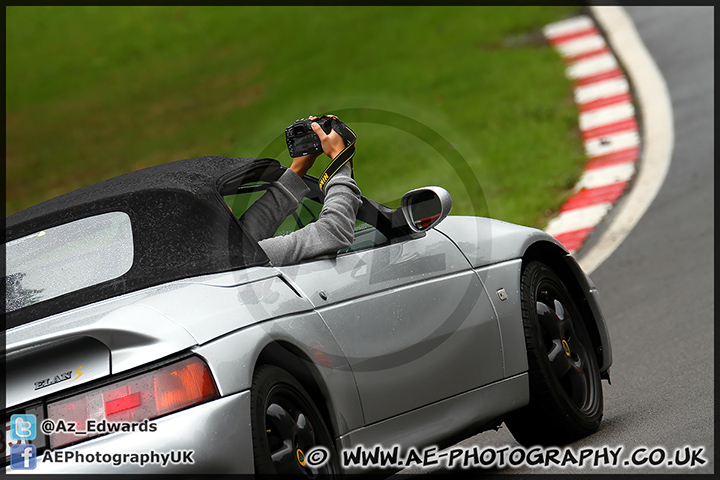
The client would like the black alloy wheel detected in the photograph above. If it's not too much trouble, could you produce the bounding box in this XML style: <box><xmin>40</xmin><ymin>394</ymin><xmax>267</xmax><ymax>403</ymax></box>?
<box><xmin>251</xmin><ymin>364</ymin><xmax>339</xmax><ymax>476</ymax></box>
<box><xmin>506</xmin><ymin>261</ymin><xmax>603</xmax><ymax>446</ymax></box>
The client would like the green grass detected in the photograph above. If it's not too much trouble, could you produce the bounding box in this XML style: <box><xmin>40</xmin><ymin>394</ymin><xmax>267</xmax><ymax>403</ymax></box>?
<box><xmin>6</xmin><ymin>6</ymin><xmax>586</xmax><ymax>227</ymax></box>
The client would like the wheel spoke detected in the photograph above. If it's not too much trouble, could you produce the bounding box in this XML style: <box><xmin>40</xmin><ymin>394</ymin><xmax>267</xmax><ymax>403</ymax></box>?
<box><xmin>266</xmin><ymin>402</ymin><xmax>297</xmax><ymax>441</ymax></box>
<box><xmin>271</xmin><ymin>444</ymin><xmax>302</xmax><ymax>474</ymax></box>
<box><xmin>536</xmin><ymin>301</ymin><xmax>563</xmax><ymax>342</ymax></box>
<box><xmin>559</xmin><ymin>325</ymin><xmax>593</xmax><ymax>409</ymax></box>
<box><xmin>553</xmin><ymin>299</ymin><xmax>566</xmax><ymax>321</ymax></box>
<box><xmin>295</xmin><ymin>413</ymin><xmax>317</xmax><ymax>452</ymax></box>
<box><xmin>566</xmin><ymin>365</ymin><xmax>590</xmax><ymax>408</ymax></box>
<box><xmin>566</xmin><ymin>335</ymin><xmax>586</xmax><ymax>361</ymax></box>
<box><xmin>254</xmin><ymin>369</ymin><xmax>336</xmax><ymax>476</ymax></box>
<box><xmin>548</xmin><ymin>341</ymin><xmax>574</xmax><ymax>379</ymax></box>
<box><xmin>267</xmin><ymin>399</ymin><xmax>324</xmax><ymax>476</ymax></box>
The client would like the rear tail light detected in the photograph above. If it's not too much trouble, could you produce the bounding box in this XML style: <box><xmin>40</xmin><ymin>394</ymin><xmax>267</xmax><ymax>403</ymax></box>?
<box><xmin>46</xmin><ymin>356</ymin><xmax>218</xmax><ymax>449</ymax></box>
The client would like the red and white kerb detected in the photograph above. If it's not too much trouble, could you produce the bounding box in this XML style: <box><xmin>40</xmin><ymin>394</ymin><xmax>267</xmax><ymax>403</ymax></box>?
<box><xmin>542</xmin><ymin>15</ymin><xmax>640</xmax><ymax>253</ymax></box>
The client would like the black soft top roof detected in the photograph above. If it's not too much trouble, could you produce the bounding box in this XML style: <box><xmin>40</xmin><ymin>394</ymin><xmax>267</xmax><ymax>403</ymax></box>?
<box><xmin>5</xmin><ymin>156</ymin><xmax>279</xmax><ymax>328</ymax></box>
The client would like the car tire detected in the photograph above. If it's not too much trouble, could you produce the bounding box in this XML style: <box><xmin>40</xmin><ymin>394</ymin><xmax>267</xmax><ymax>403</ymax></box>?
<box><xmin>251</xmin><ymin>364</ymin><xmax>340</xmax><ymax>476</ymax></box>
<box><xmin>505</xmin><ymin>260</ymin><xmax>603</xmax><ymax>446</ymax></box>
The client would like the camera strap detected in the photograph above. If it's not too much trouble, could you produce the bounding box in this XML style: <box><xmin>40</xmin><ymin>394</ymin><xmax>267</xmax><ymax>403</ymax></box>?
<box><xmin>318</xmin><ymin>121</ymin><xmax>356</xmax><ymax>193</ymax></box>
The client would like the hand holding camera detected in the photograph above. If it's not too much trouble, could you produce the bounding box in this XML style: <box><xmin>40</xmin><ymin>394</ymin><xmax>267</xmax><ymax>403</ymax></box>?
<box><xmin>285</xmin><ymin>115</ymin><xmax>356</xmax><ymax>188</ymax></box>
<box><xmin>286</xmin><ymin>115</ymin><xmax>347</xmax><ymax>159</ymax></box>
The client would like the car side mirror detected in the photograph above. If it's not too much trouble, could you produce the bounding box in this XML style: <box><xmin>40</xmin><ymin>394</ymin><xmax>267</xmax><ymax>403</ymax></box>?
<box><xmin>400</xmin><ymin>186</ymin><xmax>452</xmax><ymax>232</ymax></box>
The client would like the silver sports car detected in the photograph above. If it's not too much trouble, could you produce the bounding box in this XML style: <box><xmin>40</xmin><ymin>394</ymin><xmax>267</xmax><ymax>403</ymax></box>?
<box><xmin>4</xmin><ymin>156</ymin><xmax>611</xmax><ymax>474</ymax></box>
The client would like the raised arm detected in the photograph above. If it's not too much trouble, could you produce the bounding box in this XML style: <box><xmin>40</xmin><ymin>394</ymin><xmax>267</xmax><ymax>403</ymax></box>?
<box><xmin>259</xmin><ymin>164</ymin><xmax>361</xmax><ymax>266</ymax></box>
<box><xmin>255</xmin><ymin>116</ymin><xmax>361</xmax><ymax>266</ymax></box>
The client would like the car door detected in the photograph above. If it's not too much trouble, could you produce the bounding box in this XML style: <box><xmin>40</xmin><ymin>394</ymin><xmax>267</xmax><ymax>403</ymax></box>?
<box><xmin>222</xmin><ymin>170</ymin><xmax>505</xmax><ymax>425</ymax></box>
<box><xmin>277</xmin><ymin>225</ymin><xmax>504</xmax><ymax>425</ymax></box>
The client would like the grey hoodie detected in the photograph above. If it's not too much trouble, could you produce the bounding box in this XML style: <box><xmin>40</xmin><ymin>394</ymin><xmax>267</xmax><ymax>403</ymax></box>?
<box><xmin>239</xmin><ymin>164</ymin><xmax>361</xmax><ymax>266</ymax></box>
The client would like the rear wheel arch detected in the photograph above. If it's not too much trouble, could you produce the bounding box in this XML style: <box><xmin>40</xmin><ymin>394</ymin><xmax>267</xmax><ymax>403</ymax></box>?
<box><xmin>522</xmin><ymin>241</ymin><xmax>604</xmax><ymax>368</ymax></box>
<box><xmin>254</xmin><ymin>341</ymin><xmax>338</xmax><ymax>440</ymax></box>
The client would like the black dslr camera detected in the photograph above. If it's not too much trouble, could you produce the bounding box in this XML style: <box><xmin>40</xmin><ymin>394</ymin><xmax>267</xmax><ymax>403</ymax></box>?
<box><xmin>285</xmin><ymin>116</ymin><xmax>338</xmax><ymax>158</ymax></box>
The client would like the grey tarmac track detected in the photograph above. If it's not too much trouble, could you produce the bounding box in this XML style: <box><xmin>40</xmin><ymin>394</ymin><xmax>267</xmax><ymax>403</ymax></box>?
<box><xmin>396</xmin><ymin>5</ymin><xmax>714</xmax><ymax>476</ymax></box>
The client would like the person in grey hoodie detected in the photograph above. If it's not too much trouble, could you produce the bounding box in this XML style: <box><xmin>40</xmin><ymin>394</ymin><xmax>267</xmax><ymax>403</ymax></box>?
<box><xmin>239</xmin><ymin>115</ymin><xmax>362</xmax><ymax>266</ymax></box>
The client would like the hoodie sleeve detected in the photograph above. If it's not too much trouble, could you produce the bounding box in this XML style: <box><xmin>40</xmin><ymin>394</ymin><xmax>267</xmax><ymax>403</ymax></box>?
<box><xmin>259</xmin><ymin>165</ymin><xmax>361</xmax><ymax>266</ymax></box>
<box><xmin>238</xmin><ymin>168</ymin><xmax>310</xmax><ymax>243</ymax></box>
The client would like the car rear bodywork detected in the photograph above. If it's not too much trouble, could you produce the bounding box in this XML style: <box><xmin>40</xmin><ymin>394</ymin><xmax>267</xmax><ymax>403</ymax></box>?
<box><xmin>4</xmin><ymin>156</ymin><xmax>611</xmax><ymax>474</ymax></box>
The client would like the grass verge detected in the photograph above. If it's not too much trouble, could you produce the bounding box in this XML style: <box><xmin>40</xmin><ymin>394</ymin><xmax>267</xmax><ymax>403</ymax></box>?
<box><xmin>6</xmin><ymin>6</ymin><xmax>585</xmax><ymax>227</ymax></box>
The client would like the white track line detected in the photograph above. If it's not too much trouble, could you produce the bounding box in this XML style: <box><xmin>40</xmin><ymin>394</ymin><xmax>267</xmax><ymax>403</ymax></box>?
<box><xmin>577</xmin><ymin>6</ymin><xmax>675</xmax><ymax>274</ymax></box>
